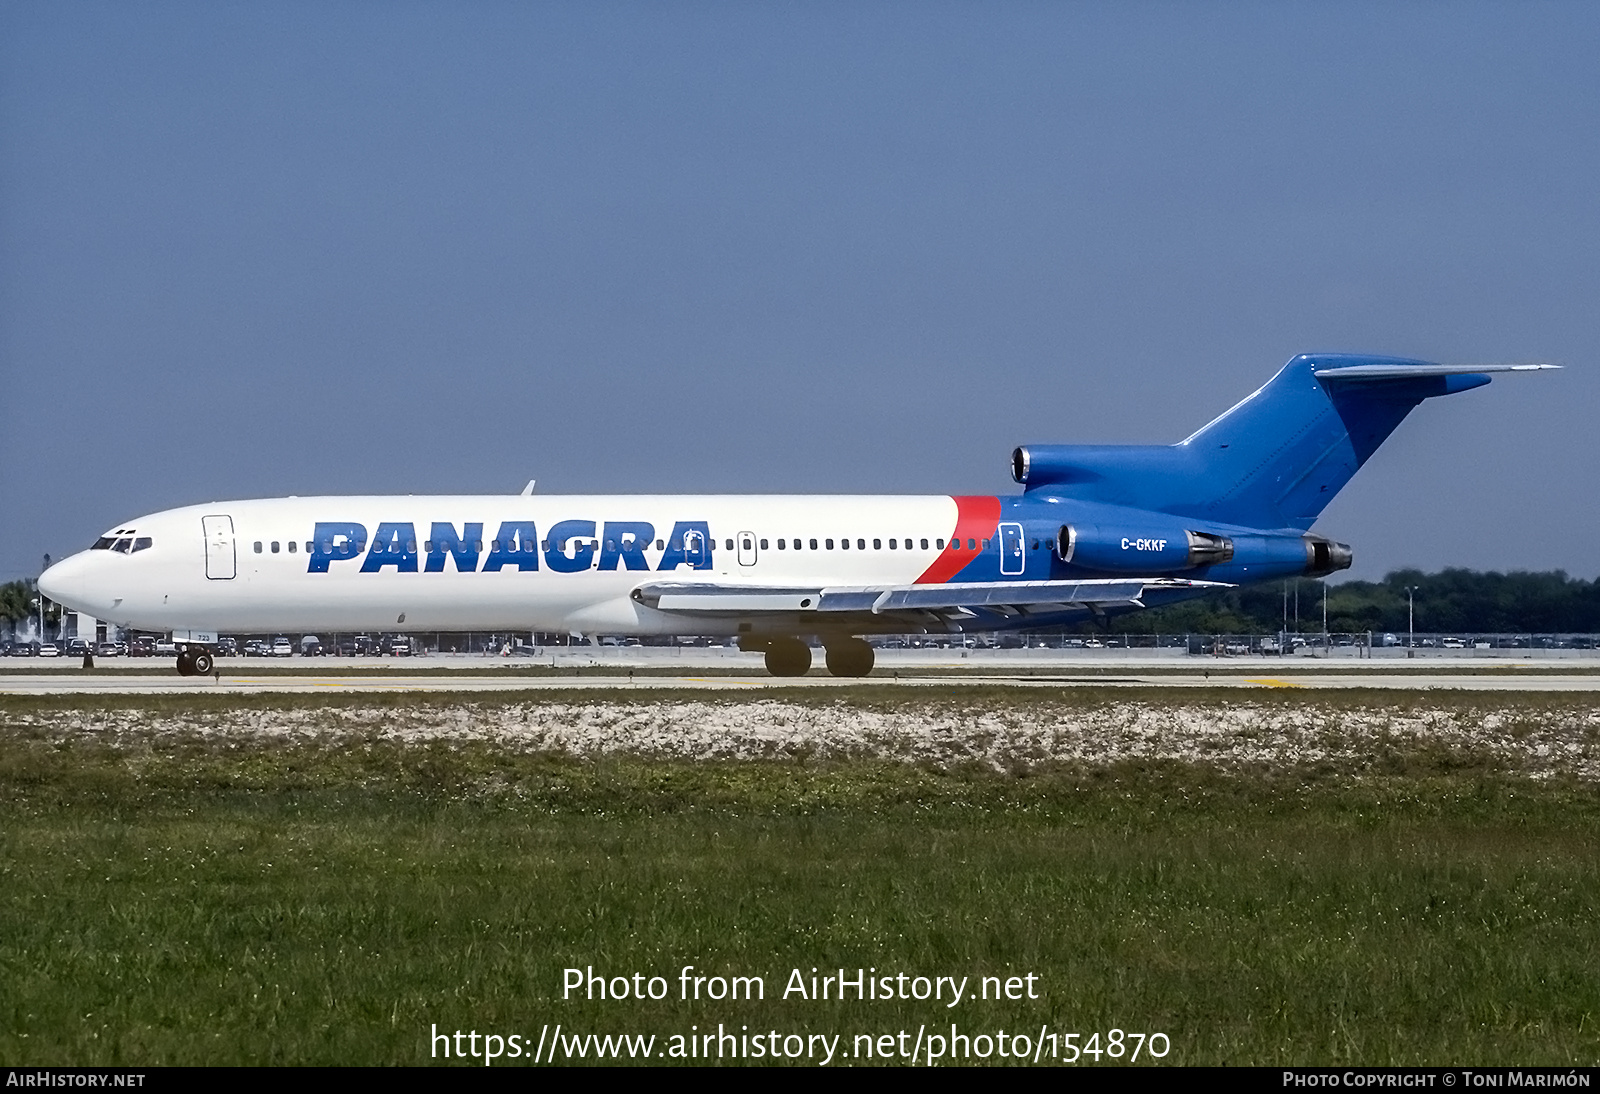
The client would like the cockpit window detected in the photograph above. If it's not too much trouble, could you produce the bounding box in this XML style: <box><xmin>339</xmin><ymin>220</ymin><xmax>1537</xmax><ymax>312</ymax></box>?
<box><xmin>92</xmin><ymin>530</ymin><xmax>151</xmax><ymax>553</ymax></box>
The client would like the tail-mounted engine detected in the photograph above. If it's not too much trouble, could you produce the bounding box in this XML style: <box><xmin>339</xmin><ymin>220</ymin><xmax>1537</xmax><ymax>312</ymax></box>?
<box><xmin>1054</xmin><ymin>523</ymin><xmax>1234</xmax><ymax>573</ymax></box>
<box><xmin>1302</xmin><ymin>535</ymin><xmax>1353</xmax><ymax>577</ymax></box>
<box><xmin>1053</xmin><ymin>522</ymin><xmax>1349</xmax><ymax>578</ymax></box>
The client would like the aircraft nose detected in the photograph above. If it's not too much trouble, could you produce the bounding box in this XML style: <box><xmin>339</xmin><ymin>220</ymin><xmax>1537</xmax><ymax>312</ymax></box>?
<box><xmin>37</xmin><ymin>552</ymin><xmax>97</xmax><ymax>613</ymax></box>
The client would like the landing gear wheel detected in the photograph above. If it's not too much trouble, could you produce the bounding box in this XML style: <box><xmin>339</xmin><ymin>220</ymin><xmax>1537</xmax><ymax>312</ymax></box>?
<box><xmin>764</xmin><ymin>638</ymin><xmax>812</xmax><ymax>677</ymax></box>
<box><xmin>190</xmin><ymin>649</ymin><xmax>214</xmax><ymax>675</ymax></box>
<box><xmin>824</xmin><ymin>637</ymin><xmax>875</xmax><ymax>678</ymax></box>
<box><xmin>176</xmin><ymin>649</ymin><xmax>196</xmax><ymax>676</ymax></box>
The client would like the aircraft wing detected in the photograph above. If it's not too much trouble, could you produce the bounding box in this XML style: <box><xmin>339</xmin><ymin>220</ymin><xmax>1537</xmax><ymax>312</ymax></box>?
<box><xmin>632</xmin><ymin>577</ymin><xmax>1230</xmax><ymax>623</ymax></box>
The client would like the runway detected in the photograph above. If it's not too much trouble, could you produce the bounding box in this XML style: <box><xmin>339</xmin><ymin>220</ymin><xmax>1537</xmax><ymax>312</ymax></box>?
<box><xmin>5</xmin><ymin>666</ymin><xmax>1600</xmax><ymax>694</ymax></box>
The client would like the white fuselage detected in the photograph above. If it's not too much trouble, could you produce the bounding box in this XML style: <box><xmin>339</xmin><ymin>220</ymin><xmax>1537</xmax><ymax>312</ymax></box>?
<box><xmin>39</xmin><ymin>495</ymin><xmax>966</xmax><ymax>637</ymax></box>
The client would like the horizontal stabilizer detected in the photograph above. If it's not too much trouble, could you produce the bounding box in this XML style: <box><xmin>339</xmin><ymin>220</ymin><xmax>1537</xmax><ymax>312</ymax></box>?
<box><xmin>1314</xmin><ymin>362</ymin><xmax>1560</xmax><ymax>381</ymax></box>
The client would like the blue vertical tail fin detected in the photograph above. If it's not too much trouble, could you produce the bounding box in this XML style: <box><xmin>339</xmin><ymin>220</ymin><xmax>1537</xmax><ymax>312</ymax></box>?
<box><xmin>1013</xmin><ymin>354</ymin><xmax>1545</xmax><ymax>530</ymax></box>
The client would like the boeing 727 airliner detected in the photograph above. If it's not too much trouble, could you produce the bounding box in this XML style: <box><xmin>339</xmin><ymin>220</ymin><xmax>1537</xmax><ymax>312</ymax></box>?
<box><xmin>38</xmin><ymin>354</ymin><xmax>1555</xmax><ymax>677</ymax></box>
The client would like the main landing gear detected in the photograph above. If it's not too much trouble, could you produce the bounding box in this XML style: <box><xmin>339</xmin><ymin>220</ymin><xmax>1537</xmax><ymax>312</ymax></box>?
<box><xmin>175</xmin><ymin>647</ymin><xmax>214</xmax><ymax>676</ymax></box>
<box><xmin>756</xmin><ymin>636</ymin><xmax>876</xmax><ymax>678</ymax></box>
<box><xmin>763</xmin><ymin>637</ymin><xmax>811</xmax><ymax>677</ymax></box>
<box><xmin>823</xmin><ymin>637</ymin><xmax>874</xmax><ymax>678</ymax></box>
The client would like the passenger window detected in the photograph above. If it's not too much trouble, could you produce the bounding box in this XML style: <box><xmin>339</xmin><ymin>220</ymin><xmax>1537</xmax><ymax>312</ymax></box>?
<box><xmin>873</xmin><ymin>539</ymin><xmax>881</xmax><ymax>550</ymax></box>
<box><xmin>133</xmin><ymin>537</ymin><xmax>152</xmax><ymax>553</ymax></box>
<box><xmin>968</xmin><ymin>539</ymin><xmax>975</xmax><ymax>551</ymax></box>
<box><xmin>1031</xmin><ymin>539</ymin><xmax>1039</xmax><ymax>550</ymax></box>
<box><xmin>405</xmin><ymin>540</ymin><xmax>416</xmax><ymax>553</ymax></box>
<box><xmin>424</xmin><ymin>541</ymin><xmax>433</xmax><ymax>552</ymax></box>
<box><xmin>778</xmin><ymin>539</ymin><xmax>786</xmax><ymax>550</ymax></box>
<box><xmin>810</xmin><ymin>539</ymin><xmax>818</xmax><ymax>550</ymax></box>
<box><xmin>981</xmin><ymin>539</ymin><xmax>988</xmax><ymax>550</ymax></box>
<box><xmin>857</xmin><ymin>539</ymin><xmax>865</xmax><ymax>550</ymax></box>
<box><xmin>474</xmin><ymin>541</ymin><xmax>483</xmax><ymax>552</ymax></box>
<box><xmin>271</xmin><ymin>542</ymin><xmax>280</xmax><ymax>553</ymax></box>
<box><xmin>306</xmin><ymin>541</ymin><xmax>314</xmax><ymax>552</ymax></box>
<box><xmin>726</xmin><ymin>539</ymin><xmax>734</xmax><ymax>550</ymax></box>
<box><xmin>889</xmin><ymin>539</ymin><xmax>897</xmax><ymax>550</ymax></box>
<box><xmin>759</xmin><ymin>538</ymin><xmax>768</xmax><ymax>550</ymax></box>
<box><xmin>825</xmin><ymin>539</ymin><xmax>834</xmax><ymax>550</ymax></box>
<box><xmin>254</xmin><ymin>542</ymin><xmax>263</xmax><ymax>553</ymax></box>
<box><xmin>287</xmin><ymin>541</ymin><xmax>297</xmax><ymax>553</ymax></box>
<box><xmin>841</xmin><ymin>538</ymin><xmax>849</xmax><ymax>550</ymax></box>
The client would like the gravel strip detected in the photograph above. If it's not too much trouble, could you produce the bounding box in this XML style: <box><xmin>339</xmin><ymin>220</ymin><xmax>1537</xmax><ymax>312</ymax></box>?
<box><xmin>7</xmin><ymin>698</ymin><xmax>1600</xmax><ymax>777</ymax></box>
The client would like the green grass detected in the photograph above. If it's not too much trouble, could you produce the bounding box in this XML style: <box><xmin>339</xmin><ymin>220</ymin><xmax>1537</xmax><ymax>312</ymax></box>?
<box><xmin>2</xmin><ymin>709</ymin><xmax>1599</xmax><ymax>1066</ymax></box>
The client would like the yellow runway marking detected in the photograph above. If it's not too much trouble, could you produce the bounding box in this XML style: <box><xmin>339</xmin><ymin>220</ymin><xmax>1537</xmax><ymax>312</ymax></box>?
<box><xmin>1245</xmin><ymin>678</ymin><xmax>1304</xmax><ymax>688</ymax></box>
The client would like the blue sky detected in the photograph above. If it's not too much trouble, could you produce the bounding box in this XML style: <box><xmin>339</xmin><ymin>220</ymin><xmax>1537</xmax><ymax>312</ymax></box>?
<box><xmin>3</xmin><ymin>2</ymin><xmax>1595</xmax><ymax>582</ymax></box>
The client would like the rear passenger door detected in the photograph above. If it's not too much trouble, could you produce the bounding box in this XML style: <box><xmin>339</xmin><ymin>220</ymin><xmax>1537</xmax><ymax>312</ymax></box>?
<box><xmin>999</xmin><ymin>521</ymin><xmax>1025</xmax><ymax>576</ymax></box>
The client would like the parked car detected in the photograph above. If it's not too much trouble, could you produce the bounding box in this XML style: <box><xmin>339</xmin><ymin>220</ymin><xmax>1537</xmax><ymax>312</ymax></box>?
<box><xmin>96</xmin><ymin>642</ymin><xmax>121</xmax><ymax>657</ymax></box>
<box><xmin>38</xmin><ymin>642</ymin><xmax>60</xmax><ymax>657</ymax></box>
<box><xmin>271</xmin><ymin>637</ymin><xmax>294</xmax><ymax>657</ymax></box>
<box><xmin>215</xmin><ymin>637</ymin><xmax>238</xmax><ymax>656</ymax></box>
<box><xmin>130</xmin><ymin>635</ymin><xmax>157</xmax><ymax>656</ymax></box>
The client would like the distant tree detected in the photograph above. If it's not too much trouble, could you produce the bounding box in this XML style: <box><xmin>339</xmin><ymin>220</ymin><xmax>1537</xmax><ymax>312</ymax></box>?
<box><xmin>1092</xmin><ymin>569</ymin><xmax>1600</xmax><ymax>635</ymax></box>
<box><xmin>0</xmin><ymin>580</ymin><xmax>34</xmax><ymax>626</ymax></box>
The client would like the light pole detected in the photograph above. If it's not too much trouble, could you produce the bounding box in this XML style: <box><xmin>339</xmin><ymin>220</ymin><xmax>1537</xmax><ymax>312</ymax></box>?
<box><xmin>38</xmin><ymin>554</ymin><xmax>50</xmax><ymax>645</ymax></box>
<box><xmin>1404</xmin><ymin>585</ymin><xmax>1417</xmax><ymax>658</ymax></box>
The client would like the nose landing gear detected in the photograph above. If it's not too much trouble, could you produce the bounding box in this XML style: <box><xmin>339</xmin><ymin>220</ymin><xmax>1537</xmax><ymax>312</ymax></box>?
<box><xmin>176</xmin><ymin>647</ymin><xmax>214</xmax><ymax>676</ymax></box>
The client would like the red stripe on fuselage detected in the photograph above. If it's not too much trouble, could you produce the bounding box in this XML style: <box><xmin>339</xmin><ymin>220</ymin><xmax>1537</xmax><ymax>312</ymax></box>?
<box><xmin>915</xmin><ymin>495</ymin><xmax>1002</xmax><ymax>584</ymax></box>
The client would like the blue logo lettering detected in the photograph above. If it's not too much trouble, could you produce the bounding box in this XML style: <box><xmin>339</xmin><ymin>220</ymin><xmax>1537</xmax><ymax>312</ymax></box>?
<box><xmin>425</xmin><ymin>522</ymin><xmax>483</xmax><ymax>573</ymax></box>
<box><xmin>657</xmin><ymin>521</ymin><xmax>714</xmax><ymax>571</ymax></box>
<box><xmin>308</xmin><ymin>522</ymin><xmax>367</xmax><ymax>573</ymax></box>
<box><xmin>482</xmin><ymin>521</ymin><xmax>540</xmax><ymax>572</ymax></box>
<box><xmin>543</xmin><ymin>520</ymin><xmax>595</xmax><ymax>573</ymax></box>
<box><xmin>309</xmin><ymin>517</ymin><xmax>715</xmax><ymax>575</ymax></box>
<box><xmin>599</xmin><ymin>521</ymin><xmax>655</xmax><ymax>571</ymax></box>
<box><xmin>361</xmin><ymin>523</ymin><xmax>419</xmax><ymax>573</ymax></box>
